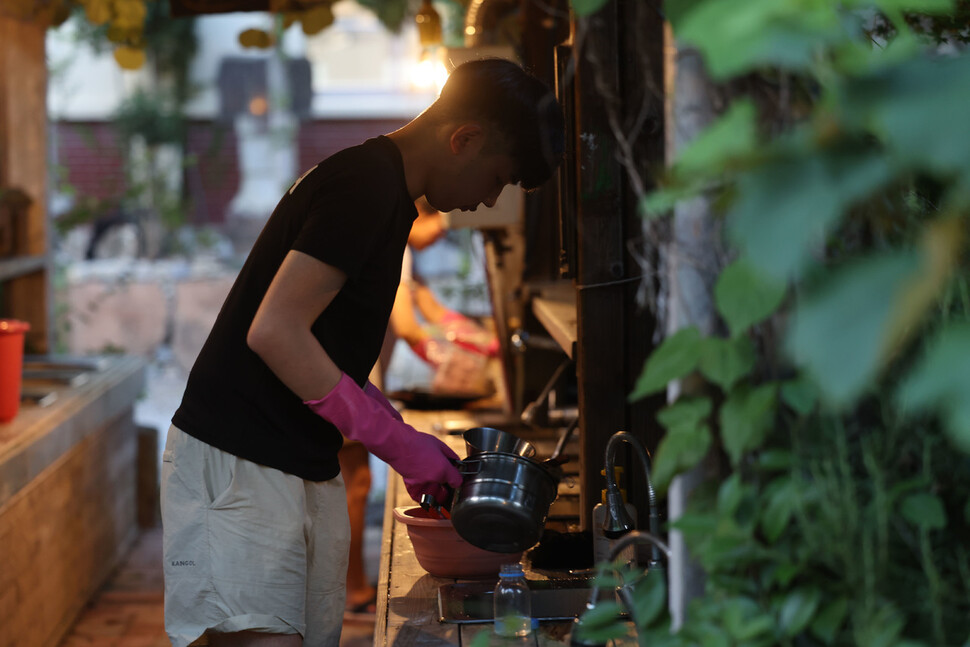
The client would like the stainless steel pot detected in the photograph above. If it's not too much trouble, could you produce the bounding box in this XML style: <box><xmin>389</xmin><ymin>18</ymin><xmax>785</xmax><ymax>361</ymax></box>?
<box><xmin>462</xmin><ymin>426</ymin><xmax>537</xmax><ymax>458</ymax></box>
<box><xmin>450</xmin><ymin>451</ymin><xmax>560</xmax><ymax>553</ymax></box>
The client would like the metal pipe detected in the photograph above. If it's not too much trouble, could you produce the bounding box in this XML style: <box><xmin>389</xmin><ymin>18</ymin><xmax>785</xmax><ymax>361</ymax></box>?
<box><xmin>520</xmin><ymin>356</ymin><xmax>574</xmax><ymax>426</ymax></box>
<box><xmin>603</xmin><ymin>431</ymin><xmax>662</xmax><ymax>566</ymax></box>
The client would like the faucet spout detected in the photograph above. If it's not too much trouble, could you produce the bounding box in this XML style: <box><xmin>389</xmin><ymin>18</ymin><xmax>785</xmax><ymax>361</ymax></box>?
<box><xmin>606</xmin><ymin>529</ymin><xmax>670</xmax><ymax>562</ymax></box>
<box><xmin>570</xmin><ymin>531</ymin><xmax>670</xmax><ymax>647</ymax></box>
<box><xmin>603</xmin><ymin>431</ymin><xmax>663</xmax><ymax>565</ymax></box>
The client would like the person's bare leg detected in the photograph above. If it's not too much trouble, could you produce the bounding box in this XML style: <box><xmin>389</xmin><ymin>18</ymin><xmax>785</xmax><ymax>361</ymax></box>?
<box><xmin>338</xmin><ymin>441</ymin><xmax>375</xmax><ymax>610</ymax></box>
<box><xmin>209</xmin><ymin>631</ymin><xmax>302</xmax><ymax>646</ymax></box>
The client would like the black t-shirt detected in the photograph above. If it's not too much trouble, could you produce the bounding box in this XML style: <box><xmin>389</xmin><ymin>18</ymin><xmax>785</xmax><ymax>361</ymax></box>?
<box><xmin>172</xmin><ymin>136</ymin><xmax>416</xmax><ymax>481</ymax></box>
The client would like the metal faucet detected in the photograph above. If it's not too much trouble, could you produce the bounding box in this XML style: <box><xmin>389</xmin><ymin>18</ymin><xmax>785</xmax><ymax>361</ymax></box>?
<box><xmin>520</xmin><ymin>356</ymin><xmax>576</xmax><ymax>428</ymax></box>
<box><xmin>603</xmin><ymin>431</ymin><xmax>663</xmax><ymax>567</ymax></box>
<box><xmin>569</xmin><ymin>531</ymin><xmax>671</xmax><ymax>647</ymax></box>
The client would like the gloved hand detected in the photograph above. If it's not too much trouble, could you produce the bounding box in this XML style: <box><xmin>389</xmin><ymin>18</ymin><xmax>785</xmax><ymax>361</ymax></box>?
<box><xmin>364</xmin><ymin>381</ymin><xmax>403</xmax><ymax>422</ymax></box>
<box><xmin>306</xmin><ymin>374</ymin><xmax>462</xmax><ymax>503</ymax></box>
<box><xmin>440</xmin><ymin>310</ymin><xmax>499</xmax><ymax>357</ymax></box>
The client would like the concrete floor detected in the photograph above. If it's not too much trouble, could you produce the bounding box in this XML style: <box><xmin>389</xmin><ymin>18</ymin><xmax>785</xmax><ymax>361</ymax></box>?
<box><xmin>57</xmin><ymin>522</ymin><xmax>383</xmax><ymax>647</ymax></box>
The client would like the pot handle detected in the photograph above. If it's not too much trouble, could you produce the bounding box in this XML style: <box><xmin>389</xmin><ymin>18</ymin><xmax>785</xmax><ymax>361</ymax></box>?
<box><xmin>457</xmin><ymin>458</ymin><xmax>482</xmax><ymax>476</ymax></box>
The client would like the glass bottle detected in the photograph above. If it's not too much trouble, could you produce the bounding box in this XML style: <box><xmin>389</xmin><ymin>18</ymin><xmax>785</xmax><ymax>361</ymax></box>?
<box><xmin>493</xmin><ymin>563</ymin><xmax>532</xmax><ymax>636</ymax></box>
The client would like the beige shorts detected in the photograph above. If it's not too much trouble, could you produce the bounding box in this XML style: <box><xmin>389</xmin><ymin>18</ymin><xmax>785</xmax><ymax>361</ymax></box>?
<box><xmin>161</xmin><ymin>425</ymin><xmax>350</xmax><ymax>647</ymax></box>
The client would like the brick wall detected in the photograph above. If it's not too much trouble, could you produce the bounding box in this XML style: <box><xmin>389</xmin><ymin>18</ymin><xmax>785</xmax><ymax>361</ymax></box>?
<box><xmin>296</xmin><ymin>118</ymin><xmax>408</xmax><ymax>172</ymax></box>
<box><xmin>184</xmin><ymin>120</ymin><xmax>239</xmax><ymax>226</ymax></box>
<box><xmin>51</xmin><ymin>121</ymin><xmax>126</xmax><ymax>201</ymax></box>
<box><xmin>53</xmin><ymin>117</ymin><xmax>409</xmax><ymax>227</ymax></box>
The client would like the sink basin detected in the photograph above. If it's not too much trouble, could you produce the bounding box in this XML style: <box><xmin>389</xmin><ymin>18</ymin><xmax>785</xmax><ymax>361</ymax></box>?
<box><xmin>438</xmin><ymin>578</ymin><xmax>602</xmax><ymax>623</ymax></box>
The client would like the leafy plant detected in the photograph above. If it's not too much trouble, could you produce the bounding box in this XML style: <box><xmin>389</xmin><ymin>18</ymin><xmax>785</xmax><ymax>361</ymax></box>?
<box><xmin>572</xmin><ymin>0</ymin><xmax>970</xmax><ymax>644</ymax></box>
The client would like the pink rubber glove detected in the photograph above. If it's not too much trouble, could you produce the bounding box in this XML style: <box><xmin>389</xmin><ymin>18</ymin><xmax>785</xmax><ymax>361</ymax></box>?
<box><xmin>364</xmin><ymin>381</ymin><xmax>403</xmax><ymax>422</ymax></box>
<box><xmin>440</xmin><ymin>310</ymin><xmax>499</xmax><ymax>357</ymax></box>
<box><xmin>306</xmin><ymin>374</ymin><xmax>462</xmax><ymax>503</ymax></box>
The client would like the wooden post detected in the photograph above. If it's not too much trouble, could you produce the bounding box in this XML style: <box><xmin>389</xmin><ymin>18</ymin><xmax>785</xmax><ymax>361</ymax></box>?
<box><xmin>571</xmin><ymin>0</ymin><xmax>666</xmax><ymax>529</ymax></box>
<box><xmin>573</xmin><ymin>1</ymin><xmax>626</xmax><ymax>529</ymax></box>
<box><xmin>0</xmin><ymin>16</ymin><xmax>50</xmax><ymax>352</ymax></box>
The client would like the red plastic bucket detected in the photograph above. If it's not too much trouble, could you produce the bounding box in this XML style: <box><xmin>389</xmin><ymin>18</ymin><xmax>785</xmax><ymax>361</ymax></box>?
<box><xmin>0</xmin><ymin>319</ymin><xmax>29</xmax><ymax>423</ymax></box>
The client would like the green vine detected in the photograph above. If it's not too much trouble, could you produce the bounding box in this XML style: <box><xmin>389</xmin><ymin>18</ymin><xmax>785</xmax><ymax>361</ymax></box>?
<box><xmin>571</xmin><ymin>0</ymin><xmax>970</xmax><ymax>645</ymax></box>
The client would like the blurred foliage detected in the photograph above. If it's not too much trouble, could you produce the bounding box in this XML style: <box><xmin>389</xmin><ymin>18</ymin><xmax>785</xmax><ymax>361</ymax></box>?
<box><xmin>1</xmin><ymin>0</ymin><xmax>411</xmax><ymax>65</ymax></box>
<box><xmin>51</xmin><ymin>1</ymin><xmax>198</xmax><ymax>257</ymax></box>
<box><xmin>572</xmin><ymin>0</ymin><xmax>970</xmax><ymax>645</ymax></box>
<box><xmin>114</xmin><ymin>88</ymin><xmax>186</xmax><ymax>146</ymax></box>
<box><xmin>356</xmin><ymin>0</ymin><xmax>407</xmax><ymax>31</ymax></box>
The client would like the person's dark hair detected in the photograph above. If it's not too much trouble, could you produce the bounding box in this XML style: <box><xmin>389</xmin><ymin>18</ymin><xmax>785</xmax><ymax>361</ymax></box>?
<box><xmin>429</xmin><ymin>58</ymin><xmax>565</xmax><ymax>190</ymax></box>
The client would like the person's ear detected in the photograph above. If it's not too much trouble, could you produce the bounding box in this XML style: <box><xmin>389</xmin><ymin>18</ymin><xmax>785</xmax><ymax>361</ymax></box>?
<box><xmin>449</xmin><ymin>123</ymin><xmax>484</xmax><ymax>155</ymax></box>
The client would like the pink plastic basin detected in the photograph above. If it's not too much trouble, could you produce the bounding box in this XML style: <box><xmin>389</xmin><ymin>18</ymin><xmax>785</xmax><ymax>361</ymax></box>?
<box><xmin>393</xmin><ymin>506</ymin><xmax>522</xmax><ymax>579</ymax></box>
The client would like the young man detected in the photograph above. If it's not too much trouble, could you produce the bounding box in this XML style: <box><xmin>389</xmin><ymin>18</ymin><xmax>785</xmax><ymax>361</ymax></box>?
<box><xmin>161</xmin><ymin>58</ymin><xmax>564</xmax><ymax>647</ymax></box>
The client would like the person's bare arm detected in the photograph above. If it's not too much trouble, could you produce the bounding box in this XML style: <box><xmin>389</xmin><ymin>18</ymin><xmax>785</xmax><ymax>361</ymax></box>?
<box><xmin>247</xmin><ymin>250</ymin><xmax>347</xmax><ymax>401</ymax></box>
<box><xmin>413</xmin><ymin>283</ymin><xmax>449</xmax><ymax>325</ymax></box>
<box><xmin>388</xmin><ymin>282</ymin><xmax>427</xmax><ymax>346</ymax></box>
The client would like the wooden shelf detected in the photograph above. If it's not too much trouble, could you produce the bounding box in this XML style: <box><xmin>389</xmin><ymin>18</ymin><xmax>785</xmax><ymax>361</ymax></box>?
<box><xmin>0</xmin><ymin>254</ymin><xmax>45</xmax><ymax>282</ymax></box>
<box><xmin>532</xmin><ymin>286</ymin><xmax>577</xmax><ymax>359</ymax></box>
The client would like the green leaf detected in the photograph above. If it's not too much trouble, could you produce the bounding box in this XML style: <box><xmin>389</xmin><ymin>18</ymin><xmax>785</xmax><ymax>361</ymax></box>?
<box><xmin>770</xmin><ymin>562</ymin><xmax>803</xmax><ymax>588</ymax></box>
<box><xmin>673</xmin><ymin>0</ymin><xmax>844</xmax><ymax>79</ymax></box>
<box><xmin>653</xmin><ymin>398</ymin><xmax>714</xmax><ymax>490</ymax></box>
<box><xmin>629</xmin><ymin>570</ymin><xmax>667</xmax><ymax>628</ymax></box>
<box><xmin>761</xmin><ymin>477</ymin><xmax>798</xmax><ymax>543</ymax></box>
<box><xmin>636</xmin><ymin>628</ymin><xmax>680</xmax><ymax>647</ymax></box>
<box><xmin>570</xmin><ymin>0</ymin><xmax>610</xmax><ymax>17</ymax></box>
<box><xmin>640</xmin><ymin>182</ymin><xmax>701</xmax><ymax>219</ymax></box>
<box><xmin>590</xmin><ymin>570</ymin><xmax>622</xmax><ymax>590</ymax></box>
<box><xmin>756</xmin><ymin>449</ymin><xmax>794</xmax><ymax>472</ymax></box>
<box><xmin>780</xmin><ymin>376</ymin><xmax>818</xmax><ymax>415</ymax></box>
<box><xmin>639</xmin><ymin>99</ymin><xmax>757</xmax><ymax>219</ymax></box>
<box><xmin>900</xmin><ymin>493</ymin><xmax>947</xmax><ymax>530</ymax></box>
<box><xmin>674</xmin><ymin>99</ymin><xmax>758</xmax><ymax>178</ymax></box>
<box><xmin>720</xmin><ymin>383</ymin><xmax>778</xmax><ymax>466</ymax></box>
<box><xmin>630</xmin><ymin>327</ymin><xmax>703</xmax><ymax>401</ymax></box>
<box><xmin>575</xmin><ymin>600</ymin><xmax>628</xmax><ymax>642</ymax></box>
<box><xmin>870</xmin><ymin>0</ymin><xmax>954</xmax><ymax>12</ymax></box>
<box><xmin>698</xmin><ymin>336</ymin><xmax>756</xmax><ymax>391</ymax></box>
<box><xmin>838</xmin><ymin>54</ymin><xmax>970</xmax><ymax>189</ymax></box>
<box><xmin>658</xmin><ymin>397</ymin><xmax>713</xmax><ymax>434</ymax></box>
<box><xmin>715</xmin><ymin>258</ymin><xmax>787</xmax><ymax>337</ymax></box>
<box><xmin>831</xmin><ymin>28</ymin><xmax>923</xmax><ymax>76</ymax></box>
<box><xmin>668</xmin><ymin>511</ymin><xmax>718</xmax><ymax>539</ymax></box>
<box><xmin>853</xmin><ymin>601</ymin><xmax>905</xmax><ymax>647</ymax></box>
<box><xmin>811</xmin><ymin>597</ymin><xmax>849</xmax><ymax>644</ymax></box>
<box><xmin>723</xmin><ymin>597</ymin><xmax>773</xmax><ymax>641</ymax></box>
<box><xmin>728</xmin><ymin>140</ymin><xmax>894</xmax><ymax>281</ymax></box>
<box><xmin>787</xmin><ymin>250</ymin><xmax>920</xmax><ymax>407</ymax></box>
<box><xmin>898</xmin><ymin>323</ymin><xmax>970</xmax><ymax>453</ymax></box>
<box><xmin>779</xmin><ymin>588</ymin><xmax>822</xmax><ymax>637</ymax></box>
<box><xmin>717</xmin><ymin>473</ymin><xmax>744</xmax><ymax>517</ymax></box>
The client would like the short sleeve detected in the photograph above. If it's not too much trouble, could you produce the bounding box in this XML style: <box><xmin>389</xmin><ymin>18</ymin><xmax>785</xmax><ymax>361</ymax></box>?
<box><xmin>291</xmin><ymin>162</ymin><xmax>396</xmax><ymax>278</ymax></box>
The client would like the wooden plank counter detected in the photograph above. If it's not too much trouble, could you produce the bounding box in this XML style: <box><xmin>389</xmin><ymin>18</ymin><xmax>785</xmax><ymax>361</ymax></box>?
<box><xmin>374</xmin><ymin>409</ymin><xmax>584</xmax><ymax>647</ymax></box>
<box><xmin>0</xmin><ymin>355</ymin><xmax>147</xmax><ymax>647</ymax></box>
